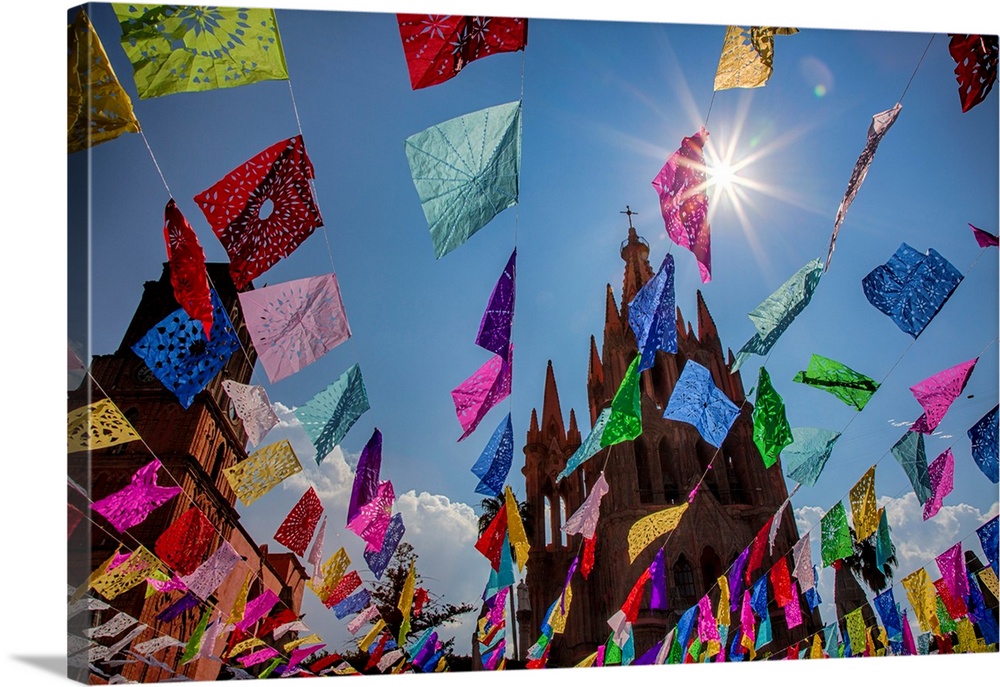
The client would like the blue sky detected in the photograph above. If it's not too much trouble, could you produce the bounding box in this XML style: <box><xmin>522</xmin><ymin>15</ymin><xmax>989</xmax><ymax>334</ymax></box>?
<box><xmin>9</xmin><ymin>0</ymin><xmax>1000</xmax><ymax>684</ymax></box>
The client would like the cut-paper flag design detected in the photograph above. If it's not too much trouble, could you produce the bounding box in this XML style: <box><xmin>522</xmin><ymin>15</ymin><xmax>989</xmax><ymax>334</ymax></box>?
<box><xmin>731</xmin><ymin>258</ymin><xmax>823</xmax><ymax>371</ymax></box>
<box><xmin>862</xmin><ymin>243</ymin><xmax>963</xmax><ymax>339</ymax></box>
<box><xmin>154</xmin><ymin>506</ymin><xmax>214</xmax><ymax>576</ymax></box>
<box><xmin>505</xmin><ymin>485</ymin><xmax>530</xmax><ymax>571</ymax></box>
<box><xmin>398</xmin><ymin>560</ymin><xmax>417</xmax><ymax>642</ymax></box>
<box><xmin>751</xmin><ymin>367</ymin><xmax>792</xmax><ymax>468</ymax></box>
<box><xmin>601</xmin><ymin>355</ymin><xmax>642</xmax><ymax>447</ymax></box>
<box><xmin>820</xmin><ymin>501</ymin><xmax>852</xmax><ymax>567</ymax></box>
<box><xmin>713</xmin><ymin>26</ymin><xmax>798</xmax><ymax>90</ymax></box>
<box><xmin>348</xmin><ymin>429</ymin><xmax>384</xmax><ymax>527</ymax></box>
<box><xmin>909</xmin><ymin>358</ymin><xmax>978</xmax><ymax>433</ymax></box>
<box><xmin>902</xmin><ymin>568</ymin><xmax>940</xmax><ymax>633</ymax></box>
<box><xmin>405</xmin><ymin>101</ymin><xmax>522</xmax><ymax>258</ymax></box>
<box><xmin>348</xmin><ymin>480</ymin><xmax>395</xmax><ymax>551</ymax></box>
<box><xmin>296</xmin><ymin>364</ymin><xmax>370</xmax><ymax>463</ymax></box>
<box><xmin>827</xmin><ymin>103</ymin><xmax>902</xmax><ymax>269</ymax></box>
<box><xmin>970</xmin><ymin>223</ymin><xmax>999</xmax><ymax>247</ymax></box>
<box><xmin>91</xmin><ymin>459</ymin><xmax>182</xmax><ymax>533</ymax></box>
<box><xmin>239</xmin><ymin>274</ymin><xmax>351</xmax><ymax>383</ymax></box>
<box><xmin>397</xmin><ymin>15</ymin><xmax>527</xmax><ymax>89</ymax></box>
<box><xmin>652</xmin><ymin>128</ymin><xmax>712</xmax><ymax>282</ymax></box>
<box><xmin>875</xmin><ymin>508</ymin><xmax>893</xmax><ymax>571</ymax></box>
<box><xmin>923</xmin><ymin>449</ymin><xmax>955</xmax><ymax>520</ymax></box>
<box><xmin>112</xmin><ymin>5</ymin><xmax>288</xmax><ymax>99</ymax></box>
<box><xmin>791</xmin><ymin>534</ymin><xmax>815</xmax><ymax>592</ymax></box>
<box><xmin>628</xmin><ymin>254</ymin><xmax>677</xmax><ymax>372</ymax></box>
<box><xmin>849</xmin><ymin>466</ymin><xmax>878</xmax><ymax>540</ymax></box>
<box><xmin>224</xmin><ymin>439</ymin><xmax>303</xmax><ymax>507</ymax></box>
<box><xmin>194</xmin><ymin>135</ymin><xmax>321</xmax><ymax>290</ymax></box>
<box><xmin>557</xmin><ymin>408</ymin><xmax>610</xmax><ymax>481</ymax></box>
<box><xmin>131</xmin><ymin>289</ymin><xmax>239</xmax><ymax>408</ymax></box>
<box><xmin>90</xmin><ymin>547</ymin><xmax>166</xmax><ymax>601</ymax></box>
<box><xmin>890</xmin><ymin>430</ymin><xmax>932</xmax><ymax>505</ymax></box>
<box><xmin>236</xmin><ymin>590</ymin><xmax>280</xmax><ymax>632</ymax></box>
<box><xmin>181</xmin><ymin>541</ymin><xmax>241</xmax><ymax>601</ymax></box>
<box><xmin>968</xmin><ymin>405</ymin><xmax>998</xmax><ymax>483</ymax></box>
<box><xmin>453</xmin><ymin>347</ymin><xmax>513</xmax><ymax>441</ymax></box>
<box><xmin>309</xmin><ymin>547</ymin><xmax>351</xmax><ymax>601</ymax></box>
<box><xmin>67</xmin><ymin>398</ymin><xmax>140</xmax><ymax>453</ymax></box>
<box><xmin>471</xmin><ymin>414</ymin><xmax>514</xmax><ymax>497</ymax></box>
<box><xmin>221</xmin><ymin>380</ymin><xmax>279</xmax><ymax>446</ymax></box>
<box><xmin>977</xmin><ymin>516</ymin><xmax>998</xmax><ymax>575</ymax></box>
<box><xmin>627</xmin><ymin>503</ymin><xmax>689</xmax><ymax>562</ymax></box>
<box><xmin>365</xmin><ymin>513</ymin><xmax>405</xmax><ymax>579</ymax></box>
<box><xmin>936</xmin><ymin>543</ymin><xmax>969</xmax><ymax>606</ymax></box>
<box><xmin>792</xmin><ymin>354</ymin><xmax>879</xmax><ymax>411</ymax></box>
<box><xmin>68</xmin><ymin>10</ymin><xmax>140</xmax><ymax>153</ymax></box>
<box><xmin>476</xmin><ymin>249</ymin><xmax>516</xmax><ymax>358</ymax></box>
<box><xmin>475</xmin><ymin>500</ymin><xmax>507</xmax><ymax>571</ymax></box>
<box><xmin>163</xmin><ymin>199</ymin><xmax>213</xmax><ymax>339</ymax></box>
<box><xmin>274</xmin><ymin>487</ymin><xmax>324</xmax><ymax>557</ymax></box>
<box><xmin>947</xmin><ymin>34</ymin><xmax>998</xmax><ymax>113</ymax></box>
<box><xmin>563</xmin><ymin>472</ymin><xmax>609</xmax><ymax>540</ymax></box>
<box><xmin>663</xmin><ymin>360</ymin><xmax>739</xmax><ymax>448</ymax></box>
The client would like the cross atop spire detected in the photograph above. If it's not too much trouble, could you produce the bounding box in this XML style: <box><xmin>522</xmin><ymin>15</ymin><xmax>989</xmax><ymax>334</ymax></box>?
<box><xmin>620</xmin><ymin>205</ymin><xmax>638</xmax><ymax>229</ymax></box>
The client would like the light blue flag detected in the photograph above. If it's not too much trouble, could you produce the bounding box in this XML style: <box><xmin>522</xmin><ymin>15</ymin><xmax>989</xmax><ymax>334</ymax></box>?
<box><xmin>890</xmin><ymin>430</ymin><xmax>932</xmax><ymax>504</ymax></box>
<box><xmin>405</xmin><ymin>101</ymin><xmax>522</xmax><ymax>258</ymax></box>
<box><xmin>296</xmin><ymin>364</ymin><xmax>370</xmax><ymax>463</ymax></box>
<box><xmin>556</xmin><ymin>408</ymin><xmax>611</xmax><ymax>482</ymax></box>
<box><xmin>783</xmin><ymin>427</ymin><xmax>841</xmax><ymax>487</ymax></box>
<box><xmin>471</xmin><ymin>414</ymin><xmax>513</xmax><ymax>497</ymax></box>
<box><xmin>663</xmin><ymin>360</ymin><xmax>739</xmax><ymax>448</ymax></box>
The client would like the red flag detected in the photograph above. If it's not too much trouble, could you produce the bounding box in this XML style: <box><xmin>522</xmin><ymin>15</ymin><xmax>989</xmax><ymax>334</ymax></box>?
<box><xmin>475</xmin><ymin>504</ymin><xmax>508</xmax><ymax>571</ymax></box>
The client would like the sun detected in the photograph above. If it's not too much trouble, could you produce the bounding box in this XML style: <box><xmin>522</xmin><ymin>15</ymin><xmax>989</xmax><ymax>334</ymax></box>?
<box><xmin>707</xmin><ymin>158</ymin><xmax>739</xmax><ymax>193</ymax></box>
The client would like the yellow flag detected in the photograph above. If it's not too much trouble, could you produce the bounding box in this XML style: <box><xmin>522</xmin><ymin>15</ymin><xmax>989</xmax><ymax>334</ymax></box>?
<box><xmin>359</xmin><ymin>619</ymin><xmax>386</xmax><ymax>652</ymax></box>
<box><xmin>227</xmin><ymin>571</ymin><xmax>252</xmax><ymax>626</ymax></box>
<box><xmin>706</xmin><ymin>640</ymin><xmax>721</xmax><ymax>658</ymax></box>
<box><xmin>308</xmin><ymin>547</ymin><xmax>350</xmax><ymax>599</ymax></box>
<box><xmin>504</xmin><ymin>486</ymin><xmax>530</xmax><ymax>571</ymax></box>
<box><xmin>574</xmin><ymin>651</ymin><xmax>598</xmax><ymax>667</ymax></box>
<box><xmin>627</xmin><ymin>503</ymin><xmax>689</xmax><ymax>562</ymax></box>
<box><xmin>228</xmin><ymin>637</ymin><xmax>265</xmax><ymax>658</ymax></box>
<box><xmin>901</xmin><ymin>568</ymin><xmax>941</xmax><ymax>633</ymax></box>
<box><xmin>955</xmin><ymin>617</ymin><xmax>978</xmax><ymax>652</ymax></box>
<box><xmin>67</xmin><ymin>10</ymin><xmax>141</xmax><ymax>153</ymax></box>
<box><xmin>285</xmin><ymin>633</ymin><xmax>322</xmax><ymax>651</ymax></box>
<box><xmin>71</xmin><ymin>547</ymin><xmax>120</xmax><ymax>603</ymax></box>
<box><xmin>810</xmin><ymin>632</ymin><xmax>825</xmax><ymax>658</ymax></box>
<box><xmin>713</xmin><ymin>26</ymin><xmax>798</xmax><ymax>92</ymax></box>
<box><xmin>979</xmin><ymin>567</ymin><xmax>999</xmax><ymax>598</ymax></box>
<box><xmin>849</xmin><ymin>466</ymin><xmax>878</xmax><ymax>540</ymax></box>
<box><xmin>90</xmin><ymin>546</ymin><xmax>166</xmax><ymax>601</ymax></box>
<box><xmin>224</xmin><ymin>439</ymin><xmax>303</xmax><ymax>507</ymax></box>
<box><xmin>716</xmin><ymin>575</ymin><xmax>731</xmax><ymax>626</ymax></box>
<box><xmin>549</xmin><ymin>584</ymin><xmax>573</xmax><ymax>635</ymax></box>
<box><xmin>398</xmin><ymin>560</ymin><xmax>417</xmax><ymax>643</ymax></box>
<box><xmin>144</xmin><ymin>568</ymin><xmax>171</xmax><ymax>598</ymax></box>
<box><xmin>67</xmin><ymin>399</ymin><xmax>141</xmax><ymax>453</ymax></box>
<box><xmin>845</xmin><ymin>608</ymin><xmax>866</xmax><ymax>655</ymax></box>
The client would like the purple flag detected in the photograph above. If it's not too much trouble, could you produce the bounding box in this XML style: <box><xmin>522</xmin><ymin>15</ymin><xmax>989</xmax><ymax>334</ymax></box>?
<box><xmin>650</xmin><ymin>549</ymin><xmax>668</xmax><ymax>610</ymax></box>
<box><xmin>347</xmin><ymin>429</ymin><xmax>382</xmax><ymax>526</ymax></box>
<box><xmin>475</xmin><ymin>249</ymin><xmax>516</xmax><ymax>358</ymax></box>
<box><xmin>729</xmin><ymin>547</ymin><xmax>750</xmax><ymax>612</ymax></box>
<box><xmin>923</xmin><ymin>449</ymin><xmax>955</xmax><ymax>520</ymax></box>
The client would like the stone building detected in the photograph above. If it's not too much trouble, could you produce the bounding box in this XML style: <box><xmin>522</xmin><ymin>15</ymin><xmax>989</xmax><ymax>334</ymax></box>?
<box><xmin>521</xmin><ymin>220</ymin><xmax>821</xmax><ymax>665</ymax></box>
<box><xmin>68</xmin><ymin>263</ymin><xmax>307</xmax><ymax>683</ymax></box>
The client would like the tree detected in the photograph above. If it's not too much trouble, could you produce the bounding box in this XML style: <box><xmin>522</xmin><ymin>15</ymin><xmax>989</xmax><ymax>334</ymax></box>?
<box><xmin>842</xmin><ymin>525</ymin><xmax>898</xmax><ymax>593</ymax></box>
<box><xmin>368</xmin><ymin>542</ymin><xmax>477</xmax><ymax>654</ymax></box>
<box><xmin>477</xmin><ymin>492</ymin><xmax>533</xmax><ymax>538</ymax></box>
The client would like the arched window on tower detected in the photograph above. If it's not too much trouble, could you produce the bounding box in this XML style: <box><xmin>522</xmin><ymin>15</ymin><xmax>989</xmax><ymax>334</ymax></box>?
<box><xmin>658</xmin><ymin>437</ymin><xmax>680</xmax><ymax>504</ymax></box>
<box><xmin>543</xmin><ymin>495</ymin><xmax>553</xmax><ymax>549</ymax></box>
<box><xmin>559</xmin><ymin>496</ymin><xmax>569</xmax><ymax>548</ymax></box>
<box><xmin>211</xmin><ymin>443</ymin><xmax>227</xmax><ymax>485</ymax></box>
<box><xmin>634</xmin><ymin>441</ymin><xmax>654</xmax><ymax>504</ymax></box>
<box><xmin>700</xmin><ymin>546</ymin><xmax>722</xmax><ymax>592</ymax></box>
<box><xmin>673</xmin><ymin>555</ymin><xmax>696</xmax><ymax>602</ymax></box>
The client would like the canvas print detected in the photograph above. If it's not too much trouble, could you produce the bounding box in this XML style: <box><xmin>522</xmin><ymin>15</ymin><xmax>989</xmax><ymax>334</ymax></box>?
<box><xmin>66</xmin><ymin>2</ymin><xmax>998</xmax><ymax>683</ymax></box>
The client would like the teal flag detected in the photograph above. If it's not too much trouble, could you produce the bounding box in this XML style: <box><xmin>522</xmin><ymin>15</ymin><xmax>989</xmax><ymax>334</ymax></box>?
<box><xmin>875</xmin><ymin>507</ymin><xmax>893</xmax><ymax>570</ymax></box>
<box><xmin>557</xmin><ymin>408</ymin><xmax>611</xmax><ymax>482</ymax></box>
<box><xmin>405</xmin><ymin>101</ymin><xmax>522</xmax><ymax>258</ymax></box>
<box><xmin>732</xmin><ymin>258</ymin><xmax>823</xmax><ymax>371</ymax></box>
<box><xmin>296</xmin><ymin>364</ymin><xmax>370</xmax><ymax>463</ymax></box>
<box><xmin>890</xmin><ymin>430</ymin><xmax>932</xmax><ymax>504</ymax></box>
<box><xmin>783</xmin><ymin>427</ymin><xmax>841</xmax><ymax>487</ymax></box>
<box><xmin>752</xmin><ymin>367</ymin><xmax>793</xmax><ymax>468</ymax></box>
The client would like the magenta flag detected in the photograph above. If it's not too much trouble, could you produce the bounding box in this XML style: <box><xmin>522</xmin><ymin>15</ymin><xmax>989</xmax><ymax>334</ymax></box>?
<box><xmin>91</xmin><ymin>459</ymin><xmax>182</xmax><ymax>533</ymax></box>
<box><xmin>347</xmin><ymin>481</ymin><xmax>395</xmax><ymax>551</ymax></box>
<box><xmin>923</xmin><ymin>449</ymin><xmax>955</xmax><ymax>520</ymax></box>
<box><xmin>452</xmin><ymin>346</ymin><xmax>513</xmax><ymax>441</ymax></box>
<box><xmin>348</xmin><ymin>429</ymin><xmax>383</xmax><ymax>526</ymax></box>
<box><xmin>238</xmin><ymin>273</ymin><xmax>350</xmax><ymax>384</ymax></box>
<box><xmin>909</xmin><ymin>358</ymin><xmax>978</xmax><ymax>433</ymax></box>
<box><xmin>475</xmin><ymin>249</ymin><xmax>516</xmax><ymax>358</ymax></box>
<box><xmin>784</xmin><ymin>582</ymin><xmax>803</xmax><ymax>629</ymax></box>
<box><xmin>935</xmin><ymin>543</ymin><xmax>969</xmax><ymax>604</ymax></box>
<box><xmin>740</xmin><ymin>590</ymin><xmax>756</xmax><ymax>644</ymax></box>
<box><xmin>652</xmin><ymin>128</ymin><xmax>712</xmax><ymax>282</ymax></box>
<box><xmin>697</xmin><ymin>594</ymin><xmax>720</xmax><ymax>643</ymax></box>
<box><xmin>236</xmin><ymin>589</ymin><xmax>280</xmax><ymax>632</ymax></box>
<box><xmin>970</xmin><ymin>223</ymin><xmax>999</xmax><ymax>247</ymax></box>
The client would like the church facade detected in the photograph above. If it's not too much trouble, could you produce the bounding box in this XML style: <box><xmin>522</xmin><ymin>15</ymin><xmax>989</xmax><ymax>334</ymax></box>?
<box><xmin>68</xmin><ymin>264</ymin><xmax>307</xmax><ymax>683</ymax></box>
<box><xmin>521</xmin><ymin>221</ymin><xmax>821</xmax><ymax>664</ymax></box>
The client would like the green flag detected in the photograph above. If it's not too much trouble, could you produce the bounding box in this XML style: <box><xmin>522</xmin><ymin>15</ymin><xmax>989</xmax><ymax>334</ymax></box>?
<box><xmin>792</xmin><ymin>353</ymin><xmax>879</xmax><ymax>410</ymax></box>
<box><xmin>601</xmin><ymin>355</ymin><xmax>643</xmax><ymax>447</ymax></box>
<box><xmin>752</xmin><ymin>367</ymin><xmax>792</xmax><ymax>468</ymax></box>
<box><xmin>821</xmin><ymin>501</ymin><xmax>852</xmax><ymax>567</ymax></box>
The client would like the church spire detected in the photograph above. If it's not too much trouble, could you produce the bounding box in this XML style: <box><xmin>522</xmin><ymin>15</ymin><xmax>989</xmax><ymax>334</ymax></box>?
<box><xmin>541</xmin><ymin>360</ymin><xmax>566</xmax><ymax>443</ymax></box>
<box><xmin>619</xmin><ymin>213</ymin><xmax>654</xmax><ymax>308</ymax></box>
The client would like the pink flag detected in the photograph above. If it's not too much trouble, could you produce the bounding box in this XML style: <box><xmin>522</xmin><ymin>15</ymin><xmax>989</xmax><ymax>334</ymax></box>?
<box><xmin>970</xmin><ymin>223</ymin><xmax>999</xmax><ymax>247</ymax></box>
<box><xmin>784</xmin><ymin>582</ymin><xmax>803</xmax><ymax>629</ymax></box>
<box><xmin>935</xmin><ymin>543</ymin><xmax>969</xmax><ymax>605</ymax></box>
<box><xmin>697</xmin><ymin>594</ymin><xmax>720</xmax><ymax>643</ymax></box>
<box><xmin>740</xmin><ymin>590</ymin><xmax>756</xmax><ymax>644</ymax></box>
<box><xmin>91</xmin><ymin>459</ymin><xmax>182</xmax><ymax>533</ymax></box>
<box><xmin>652</xmin><ymin>128</ymin><xmax>712</xmax><ymax>282</ymax></box>
<box><xmin>562</xmin><ymin>472</ymin><xmax>608</xmax><ymax>539</ymax></box>
<box><xmin>452</xmin><ymin>346</ymin><xmax>513</xmax><ymax>441</ymax></box>
<box><xmin>347</xmin><ymin>481</ymin><xmax>395</xmax><ymax>551</ymax></box>
<box><xmin>901</xmin><ymin>609</ymin><xmax>917</xmax><ymax>655</ymax></box>
<box><xmin>236</xmin><ymin>589</ymin><xmax>280</xmax><ymax>632</ymax></box>
<box><xmin>922</xmin><ymin>449</ymin><xmax>955</xmax><ymax>520</ymax></box>
<box><xmin>274</xmin><ymin>487</ymin><xmax>325</xmax><ymax>557</ymax></box>
<box><xmin>238</xmin><ymin>274</ymin><xmax>350</xmax><ymax>384</ymax></box>
<box><xmin>909</xmin><ymin>358</ymin><xmax>978</xmax><ymax>433</ymax></box>
<box><xmin>181</xmin><ymin>541</ymin><xmax>241</xmax><ymax>600</ymax></box>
